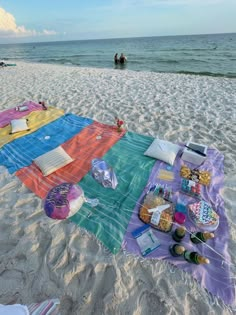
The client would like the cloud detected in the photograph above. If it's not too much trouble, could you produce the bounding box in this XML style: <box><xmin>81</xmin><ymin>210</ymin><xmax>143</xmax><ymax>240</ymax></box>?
<box><xmin>0</xmin><ymin>7</ymin><xmax>57</xmax><ymax>38</ymax></box>
<box><xmin>42</xmin><ymin>29</ymin><xmax>57</xmax><ymax>36</ymax></box>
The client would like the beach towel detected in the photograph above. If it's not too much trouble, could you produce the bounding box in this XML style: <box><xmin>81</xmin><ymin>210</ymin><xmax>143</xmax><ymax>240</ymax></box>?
<box><xmin>70</xmin><ymin>131</ymin><xmax>156</xmax><ymax>254</ymax></box>
<box><xmin>27</xmin><ymin>298</ymin><xmax>60</xmax><ymax>314</ymax></box>
<box><xmin>0</xmin><ymin>101</ymin><xmax>44</xmax><ymax>128</ymax></box>
<box><xmin>4</xmin><ymin>107</ymin><xmax>233</xmax><ymax>305</ymax></box>
<box><xmin>0</xmin><ymin>114</ymin><xmax>93</xmax><ymax>174</ymax></box>
<box><xmin>0</xmin><ymin>107</ymin><xmax>64</xmax><ymax>148</ymax></box>
<box><xmin>16</xmin><ymin>121</ymin><xmax>126</xmax><ymax>199</ymax></box>
<box><xmin>124</xmin><ymin>147</ymin><xmax>235</xmax><ymax>305</ymax></box>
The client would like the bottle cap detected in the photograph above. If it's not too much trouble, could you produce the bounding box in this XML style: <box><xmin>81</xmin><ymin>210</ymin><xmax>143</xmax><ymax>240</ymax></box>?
<box><xmin>176</xmin><ymin>226</ymin><xmax>186</xmax><ymax>234</ymax></box>
<box><xmin>174</xmin><ymin>212</ymin><xmax>186</xmax><ymax>224</ymax></box>
<box><xmin>200</xmin><ymin>257</ymin><xmax>210</xmax><ymax>264</ymax></box>
<box><xmin>169</xmin><ymin>244</ymin><xmax>185</xmax><ymax>257</ymax></box>
<box><xmin>174</xmin><ymin>245</ymin><xmax>185</xmax><ymax>255</ymax></box>
<box><xmin>204</xmin><ymin>232</ymin><xmax>214</xmax><ymax>239</ymax></box>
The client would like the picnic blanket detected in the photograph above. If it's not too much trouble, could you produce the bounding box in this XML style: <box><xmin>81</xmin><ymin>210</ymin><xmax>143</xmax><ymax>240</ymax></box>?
<box><xmin>0</xmin><ymin>107</ymin><xmax>64</xmax><ymax>148</ymax></box>
<box><xmin>16</xmin><ymin>121</ymin><xmax>126</xmax><ymax>199</ymax></box>
<box><xmin>123</xmin><ymin>147</ymin><xmax>235</xmax><ymax>306</ymax></box>
<box><xmin>70</xmin><ymin>131</ymin><xmax>156</xmax><ymax>254</ymax></box>
<box><xmin>0</xmin><ymin>101</ymin><xmax>44</xmax><ymax>128</ymax></box>
<box><xmin>0</xmin><ymin>113</ymin><xmax>93</xmax><ymax>174</ymax></box>
<box><xmin>0</xmin><ymin>104</ymin><xmax>234</xmax><ymax>306</ymax></box>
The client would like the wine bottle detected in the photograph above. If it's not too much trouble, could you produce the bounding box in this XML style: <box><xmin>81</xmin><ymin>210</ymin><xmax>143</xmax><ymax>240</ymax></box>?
<box><xmin>169</xmin><ymin>244</ymin><xmax>185</xmax><ymax>257</ymax></box>
<box><xmin>184</xmin><ymin>251</ymin><xmax>210</xmax><ymax>265</ymax></box>
<box><xmin>190</xmin><ymin>232</ymin><xmax>214</xmax><ymax>244</ymax></box>
<box><xmin>172</xmin><ymin>226</ymin><xmax>186</xmax><ymax>242</ymax></box>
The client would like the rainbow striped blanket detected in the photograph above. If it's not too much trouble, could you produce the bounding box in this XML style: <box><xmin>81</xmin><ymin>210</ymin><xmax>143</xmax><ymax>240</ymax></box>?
<box><xmin>0</xmin><ymin>102</ymin><xmax>234</xmax><ymax>306</ymax></box>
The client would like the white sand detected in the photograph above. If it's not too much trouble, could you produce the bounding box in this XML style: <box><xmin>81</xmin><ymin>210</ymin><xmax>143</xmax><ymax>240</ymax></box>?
<box><xmin>0</xmin><ymin>61</ymin><xmax>235</xmax><ymax>314</ymax></box>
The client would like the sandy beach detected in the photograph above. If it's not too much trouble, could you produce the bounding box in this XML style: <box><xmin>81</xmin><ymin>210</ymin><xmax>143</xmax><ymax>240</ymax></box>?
<box><xmin>0</xmin><ymin>61</ymin><xmax>235</xmax><ymax>314</ymax></box>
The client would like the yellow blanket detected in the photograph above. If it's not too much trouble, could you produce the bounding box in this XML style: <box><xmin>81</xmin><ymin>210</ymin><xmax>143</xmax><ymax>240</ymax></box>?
<box><xmin>0</xmin><ymin>107</ymin><xmax>64</xmax><ymax>148</ymax></box>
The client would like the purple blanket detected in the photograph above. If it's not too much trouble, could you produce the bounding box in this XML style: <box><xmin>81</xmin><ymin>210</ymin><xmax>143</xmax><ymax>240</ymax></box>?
<box><xmin>124</xmin><ymin>147</ymin><xmax>235</xmax><ymax>306</ymax></box>
<box><xmin>0</xmin><ymin>101</ymin><xmax>43</xmax><ymax>128</ymax></box>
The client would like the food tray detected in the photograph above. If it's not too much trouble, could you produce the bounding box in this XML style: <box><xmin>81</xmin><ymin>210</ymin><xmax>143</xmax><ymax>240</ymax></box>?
<box><xmin>138</xmin><ymin>195</ymin><xmax>174</xmax><ymax>233</ymax></box>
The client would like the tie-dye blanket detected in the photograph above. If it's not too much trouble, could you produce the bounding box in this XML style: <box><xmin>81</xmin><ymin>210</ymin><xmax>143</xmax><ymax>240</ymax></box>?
<box><xmin>0</xmin><ymin>100</ymin><xmax>44</xmax><ymax>128</ymax></box>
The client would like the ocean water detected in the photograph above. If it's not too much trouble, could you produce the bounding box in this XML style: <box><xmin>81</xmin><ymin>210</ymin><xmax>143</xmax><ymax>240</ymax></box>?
<box><xmin>0</xmin><ymin>33</ymin><xmax>236</xmax><ymax>78</ymax></box>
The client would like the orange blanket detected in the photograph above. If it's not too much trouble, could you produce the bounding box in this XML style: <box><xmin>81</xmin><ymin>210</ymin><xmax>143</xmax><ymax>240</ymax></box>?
<box><xmin>16</xmin><ymin>121</ymin><xmax>126</xmax><ymax>199</ymax></box>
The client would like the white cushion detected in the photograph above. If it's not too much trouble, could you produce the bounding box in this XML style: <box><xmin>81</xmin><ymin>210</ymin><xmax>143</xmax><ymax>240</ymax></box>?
<box><xmin>144</xmin><ymin>139</ymin><xmax>180</xmax><ymax>165</ymax></box>
<box><xmin>10</xmin><ymin>118</ymin><xmax>29</xmax><ymax>134</ymax></box>
<box><xmin>34</xmin><ymin>146</ymin><xmax>74</xmax><ymax>176</ymax></box>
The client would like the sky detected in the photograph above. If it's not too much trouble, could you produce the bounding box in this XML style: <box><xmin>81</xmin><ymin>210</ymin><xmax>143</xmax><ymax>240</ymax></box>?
<box><xmin>0</xmin><ymin>0</ymin><xmax>235</xmax><ymax>44</ymax></box>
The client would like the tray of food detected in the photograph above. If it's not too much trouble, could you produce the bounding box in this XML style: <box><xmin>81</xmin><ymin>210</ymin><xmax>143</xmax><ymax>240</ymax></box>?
<box><xmin>139</xmin><ymin>192</ymin><xmax>174</xmax><ymax>233</ymax></box>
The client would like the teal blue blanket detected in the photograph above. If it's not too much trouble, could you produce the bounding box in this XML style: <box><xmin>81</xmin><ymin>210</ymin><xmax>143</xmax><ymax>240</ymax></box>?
<box><xmin>70</xmin><ymin>131</ymin><xmax>155</xmax><ymax>254</ymax></box>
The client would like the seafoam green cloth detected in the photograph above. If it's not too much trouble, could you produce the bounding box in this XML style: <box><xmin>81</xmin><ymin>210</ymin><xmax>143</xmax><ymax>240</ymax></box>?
<box><xmin>70</xmin><ymin>131</ymin><xmax>156</xmax><ymax>254</ymax></box>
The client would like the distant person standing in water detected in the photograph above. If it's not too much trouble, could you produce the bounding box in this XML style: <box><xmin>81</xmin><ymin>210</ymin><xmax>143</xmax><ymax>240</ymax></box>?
<box><xmin>119</xmin><ymin>53</ymin><xmax>127</xmax><ymax>64</ymax></box>
<box><xmin>0</xmin><ymin>60</ymin><xmax>6</xmax><ymax>67</ymax></box>
<box><xmin>114</xmin><ymin>53</ymin><xmax>119</xmax><ymax>64</ymax></box>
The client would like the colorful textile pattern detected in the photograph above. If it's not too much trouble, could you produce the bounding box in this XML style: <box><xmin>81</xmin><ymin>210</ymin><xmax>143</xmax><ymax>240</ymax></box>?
<box><xmin>0</xmin><ymin>107</ymin><xmax>64</xmax><ymax>148</ymax></box>
<box><xmin>0</xmin><ymin>114</ymin><xmax>93</xmax><ymax>173</ymax></box>
<box><xmin>0</xmin><ymin>100</ymin><xmax>44</xmax><ymax>128</ymax></box>
<box><xmin>16</xmin><ymin>121</ymin><xmax>126</xmax><ymax>199</ymax></box>
<box><xmin>27</xmin><ymin>298</ymin><xmax>60</xmax><ymax>315</ymax></box>
<box><xmin>0</xmin><ymin>104</ymin><xmax>233</xmax><ymax>306</ymax></box>
<box><xmin>124</xmin><ymin>148</ymin><xmax>235</xmax><ymax>306</ymax></box>
<box><xmin>70</xmin><ymin>131</ymin><xmax>156</xmax><ymax>254</ymax></box>
<box><xmin>188</xmin><ymin>200</ymin><xmax>219</xmax><ymax>231</ymax></box>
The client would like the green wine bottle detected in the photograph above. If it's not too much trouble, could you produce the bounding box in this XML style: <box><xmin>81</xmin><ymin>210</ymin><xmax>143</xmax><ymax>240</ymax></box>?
<box><xmin>184</xmin><ymin>251</ymin><xmax>210</xmax><ymax>265</ymax></box>
<box><xmin>172</xmin><ymin>226</ymin><xmax>186</xmax><ymax>242</ymax></box>
<box><xmin>190</xmin><ymin>232</ymin><xmax>214</xmax><ymax>244</ymax></box>
<box><xmin>169</xmin><ymin>244</ymin><xmax>185</xmax><ymax>257</ymax></box>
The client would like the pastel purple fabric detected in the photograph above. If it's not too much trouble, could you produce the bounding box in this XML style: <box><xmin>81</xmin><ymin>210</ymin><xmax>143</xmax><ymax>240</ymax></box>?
<box><xmin>0</xmin><ymin>101</ymin><xmax>43</xmax><ymax>128</ymax></box>
<box><xmin>124</xmin><ymin>147</ymin><xmax>235</xmax><ymax>306</ymax></box>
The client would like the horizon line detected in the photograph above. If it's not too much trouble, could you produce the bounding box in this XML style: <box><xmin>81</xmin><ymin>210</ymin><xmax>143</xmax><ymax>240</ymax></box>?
<box><xmin>0</xmin><ymin>31</ymin><xmax>235</xmax><ymax>46</ymax></box>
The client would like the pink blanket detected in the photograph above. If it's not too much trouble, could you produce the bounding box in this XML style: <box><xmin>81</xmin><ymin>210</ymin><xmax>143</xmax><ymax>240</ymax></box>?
<box><xmin>0</xmin><ymin>101</ymin><xmax>44</xmax><ymax>128</ymax></box>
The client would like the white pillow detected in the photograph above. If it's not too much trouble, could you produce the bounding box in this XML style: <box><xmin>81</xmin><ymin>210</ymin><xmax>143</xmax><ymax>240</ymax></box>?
<box><xmin>144</xmin><ymin>139</ymin><xmax>180</xmax><ymax>165</ymax></box>
<box><xmin>34</xmin><ymin>146</ymin><xmax>74</xmax><ymax>176</ymax></box>
<box><xmin>10</xmin><ymin>118</ymin><xmax>29</xmax><ymax>134</ymax></box>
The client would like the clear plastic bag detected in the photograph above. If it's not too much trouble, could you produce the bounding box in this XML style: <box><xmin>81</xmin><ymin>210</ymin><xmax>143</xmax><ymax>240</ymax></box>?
<box><xmin>91</xmin><ymin>158</ymin><xmax>118</xmax><ymax>189</ymax></box>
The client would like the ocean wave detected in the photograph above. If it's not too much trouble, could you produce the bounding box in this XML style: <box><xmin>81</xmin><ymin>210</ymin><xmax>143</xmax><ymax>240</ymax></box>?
<box><xmin>156</xmin><ymin>59</ymin><xmax>179</xmax><ymax>64</ymax></box>
<box><xmin>174</xmin><ymin>70</ymin><xmax>236</xmax><ymax>78</ymax></box>
<box><xmin>39</xmin><ymin>58</ymin><xmax>80</xmax><ymax>65</ymax></box>
<box><xmin>158</xmin><ymin>48</ymin><xmax>219</xmax><ymax>52</ymax></box>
